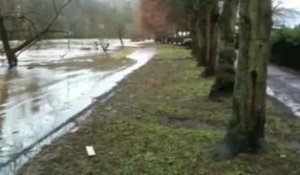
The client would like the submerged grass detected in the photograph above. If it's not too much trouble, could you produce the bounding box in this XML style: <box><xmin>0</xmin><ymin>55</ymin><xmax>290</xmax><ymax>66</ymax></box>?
<box><xmin>112</xmin><ymin>47</ymin><xmax>136</xmax><ymax>59</ymax></box>
<box><xmin>18</xmin><ymin>45</ymin><xmax>300</xmax><ymax>175</ymax></box>
<box><xmin>28</xmin><ymin>48</ymin><xmax>136</xmax><ymax>71</ymax></box>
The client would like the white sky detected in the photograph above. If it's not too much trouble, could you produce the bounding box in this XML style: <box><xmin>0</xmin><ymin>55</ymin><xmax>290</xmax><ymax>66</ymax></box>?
<box><xmin>281</xmin><ymin>0</ymin><xmax>300</xmax><ymax>10</ymax></box>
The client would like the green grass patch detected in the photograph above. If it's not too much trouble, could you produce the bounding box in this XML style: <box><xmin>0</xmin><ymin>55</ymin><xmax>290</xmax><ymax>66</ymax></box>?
<box><xmin>90</xmin><ymin>118</ymin><xmax>223</xmax><ymax>175</ymax></box>
<box><xmin>112</xmin><ymin>48</ymin><xmax>135</xmax><ymax>59</ymax></box>
<box><xmin>155</xmin><ymin>45</ymin><xmax>192</xmax><ymax>60</ymax></box>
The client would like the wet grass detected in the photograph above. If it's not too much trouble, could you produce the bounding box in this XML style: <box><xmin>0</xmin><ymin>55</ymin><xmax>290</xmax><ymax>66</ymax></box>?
<box><xmin>18</xmin><ymin>45</ymin><xmax>300</xmax><ymax>175</ymax></box>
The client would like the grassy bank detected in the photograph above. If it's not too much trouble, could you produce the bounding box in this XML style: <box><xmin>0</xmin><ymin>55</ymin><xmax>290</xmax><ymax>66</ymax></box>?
<box><xmin>19</xmin><ymin>45</ymin><xmax>300</xmax><ymax>175</ymax></box>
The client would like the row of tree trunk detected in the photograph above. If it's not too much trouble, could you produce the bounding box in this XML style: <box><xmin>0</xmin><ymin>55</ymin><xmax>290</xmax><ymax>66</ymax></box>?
<box><xmin>209</xmin><ymin>0</ymin><xmax>238</xmax><ymax>99</ymax></box>
<box><xmin>190</xmin><ymin>1</ymin><xmax>218</xmax><ymax>77</ymax></box>
<box><xmin>216</xmin><ymin>0</ymin><xmax>272</xmax><ymax>160</ymax></box>
<box><xmin>189</xmin><ymin>0</ymin><xmax>272</xmax><ymax>160</ymax></box>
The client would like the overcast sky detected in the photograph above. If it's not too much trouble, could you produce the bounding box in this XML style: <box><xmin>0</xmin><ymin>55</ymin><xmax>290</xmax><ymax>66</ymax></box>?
<box><xmin>282</xmin><ymin>0</ymin><xmax>300</xmax><ymax>10</ymax></box>
<box><xmin>280</xmin><ymin>0</ymin><xmax>300</xmax><ymax>26</ymax></box>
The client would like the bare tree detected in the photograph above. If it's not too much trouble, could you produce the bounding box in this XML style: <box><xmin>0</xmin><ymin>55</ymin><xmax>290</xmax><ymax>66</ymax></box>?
<box><xmin>117</xmin><ymin>25</ymin><xmax>125</xmax><ymax>49</ymax></box>
<box><xmin>99</xmin><ymin>39</ymin><xmax>110</xmax><ymax>58</ymax></box>
<box><xmin>0</xmin><ymin>0</ymin><xmax>72</xmax><ymax>69</ymax></box>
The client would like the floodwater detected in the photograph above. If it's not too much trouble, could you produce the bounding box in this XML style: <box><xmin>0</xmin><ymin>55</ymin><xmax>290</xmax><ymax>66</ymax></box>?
<box><xmin>0</xmin><ymin>39</ymin><xmax>139</xmax><ymax>66</ymax></box>
<box><xmin>0</xmin><ymin>39</ymin><xmax>155</xmax><ymax>174</ymax></box>
<box><xmin>267</xmin><ymin>65</ymin><xmax>300</xmax><ymax>117</ymax></box>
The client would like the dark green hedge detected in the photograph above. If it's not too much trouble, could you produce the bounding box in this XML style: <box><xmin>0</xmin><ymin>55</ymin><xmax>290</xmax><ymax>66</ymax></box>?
<box><xmin>271</xmin><ymin>27</ymin><xmax>300</xmax><ymax>70</ymax></box>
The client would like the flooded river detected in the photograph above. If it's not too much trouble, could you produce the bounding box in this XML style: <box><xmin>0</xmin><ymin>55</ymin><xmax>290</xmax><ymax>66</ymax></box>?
<box><xmin>0</xmin><ymin>39</ymin><xmax>155</xmax><ymax>174</ymax></box>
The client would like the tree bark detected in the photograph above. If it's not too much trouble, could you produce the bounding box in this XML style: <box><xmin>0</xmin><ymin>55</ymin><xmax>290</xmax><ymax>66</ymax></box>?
<box><xmin>190</xmin><ymin>27</ymin><xmax>197</xmax><ymax>57</ymax></box>
<box><xmin>190</xmin><ymin>5</ymin><xmax>210</xmax><ymax>68</ymax></box>
<box><xmin>198</xmin><ymin>24</ymin><xmax>208</xmax><ymax>67</ymax></box>
<box><xmin>202</xmin><ymin>1</ymin><xmax>218</xmax><ymax>77</ymax></box>
<box><xmin>0</xmin><ymin>17</ymin><xmax>18</xmax><ymax>69</ymax></box>
<box><xmin>193</xmin><ymin>28</ymin><xmax>206</xmax><ymax>66</ymax></box>
<box><xmin>190</xmin><ymin>11</ymin><xmax>207</xmax><ymax>67</ymax></box>
<box><xmin>209</xmin><ymin>0</ymin><xmax>239</xmax><ymax>99</ymax></box>
<box><xmin>214</xmin><ymin>0</ymin><xmax>272</xmax><ymax>160</ymax></box>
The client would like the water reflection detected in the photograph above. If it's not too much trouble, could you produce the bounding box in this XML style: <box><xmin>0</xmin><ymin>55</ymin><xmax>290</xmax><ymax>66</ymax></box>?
<box><xmin>0</xmin><ymin>67</ymin><xmax>115</xmax><ymax>164</ymax></box>
<box><xmin>0</xmin><ymin>70</ymin><xmax>9</xmax><ymax>112</ymax></box>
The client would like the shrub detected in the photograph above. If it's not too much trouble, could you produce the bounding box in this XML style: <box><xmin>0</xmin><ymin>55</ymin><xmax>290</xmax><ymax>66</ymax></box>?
<box><xmin>271</xmin><ymin>26</ymin><xmax>300</xmax><ymax>70</ymax></box>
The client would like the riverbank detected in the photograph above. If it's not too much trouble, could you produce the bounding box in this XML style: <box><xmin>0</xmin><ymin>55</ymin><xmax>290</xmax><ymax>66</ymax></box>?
<box><xmin>18</xmin><ymin>45</ymin><xmax>300</xmax><ymax>175</ymax></box>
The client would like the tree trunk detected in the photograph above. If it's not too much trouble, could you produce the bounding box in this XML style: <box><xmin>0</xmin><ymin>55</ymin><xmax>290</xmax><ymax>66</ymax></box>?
<box><xmin>202</xmin><ymin>2</ymin><xmax>218</xmax><ymax>77</ymax></box>
<box><xmin>118</xmin><ymin>27</ymin><xmax>124</xmax><ymax>49</ymax></box>
<box><xmin>198</xmin><ymin>25</ymin><xmax>207</xmax><ymax>67</ymax></box>
<box><xmin>0</xmin><ymin>17</ymin><xmax>18</xmax><ymax>69</ymax></box>
<box><xmin>213</xmin><ymin>0</ymin><xmax>272</xmax><ymax>160</ymax></box>
<box><xmin>190</xmin><ymin>28</ymin><xmax>198</xmax><ymax>57</ymax></box>
<box><xmin>193</xmin><ymin>29</ymin><xmax>203</xmax><ymax>66</ymax></box>
<box><xmin>209</xmin><ymin>0</ymin><xmax>239</xmax><ymax>99</ymax></box>
<box><xmin>190</xmin><ymin>14</ymin><xmax>207</xmax><ymax>67</ymax></box>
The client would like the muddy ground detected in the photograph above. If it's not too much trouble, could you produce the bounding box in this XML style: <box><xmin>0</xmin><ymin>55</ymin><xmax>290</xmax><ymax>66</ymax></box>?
<box><xmin>18</xmin><ymin>45</ymin><xmax>300</xmax><ymax>175</ymax></box>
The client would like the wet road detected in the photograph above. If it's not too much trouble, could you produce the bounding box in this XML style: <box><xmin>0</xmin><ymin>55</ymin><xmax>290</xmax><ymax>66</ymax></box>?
<box><xmin>267</xmin><ymin>65</ymin><xmax>300</xmax><ymax>117</ymax></box>
<box><xmin>0</xmin><ymin>39</ymin><xmax>155</xmax><ymax>174</ymax></box>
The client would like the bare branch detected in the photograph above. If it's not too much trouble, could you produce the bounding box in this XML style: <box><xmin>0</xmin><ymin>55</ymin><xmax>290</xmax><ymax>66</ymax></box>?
<box><xmin>3</xmin><ymin>15</ymin><xmax>38</xmax><ymax>34</ymax></box>
<box><xmin>272</xmin><ymin>0</ymin><xmax>300</xmax><ymax>23</ymax></box>
<box><xmin>7</xmin><ymin>29</ymin><xmax>30</xmax><ymax>34</ymax></box>
<box><xmin>16</xmin><ymin>30</ymin><xmax>69</xmax><ymax>57</ymax></box>
<box><xmin>13</xmin><ymin>0</ymin><xmax>73</xmax><ymax>53</ymax></box>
